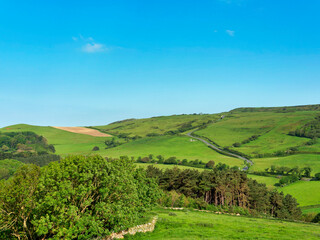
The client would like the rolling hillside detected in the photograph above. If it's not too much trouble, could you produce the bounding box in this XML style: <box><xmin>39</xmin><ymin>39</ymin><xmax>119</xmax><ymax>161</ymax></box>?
<box><xmin>93</xmin><ymin>113</ymin><xmax>222</xmax><ymax>138</ymax></box>
<box><xmin>1</xmin><ymin>105</ymin><xmax>320</xmax><ymax>214</ymax></box>
<box><xmin>124</xmin><ymin>208</ymin><xmax>320</xmax><ymax>240</ymax></box>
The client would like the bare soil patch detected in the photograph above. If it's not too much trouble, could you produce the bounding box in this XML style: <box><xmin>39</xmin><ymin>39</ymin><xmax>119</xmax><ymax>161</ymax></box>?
<box><xmin>52</xmin><ymin>127</ymin><xmax>111</xmax><ymax>137</ymax></box>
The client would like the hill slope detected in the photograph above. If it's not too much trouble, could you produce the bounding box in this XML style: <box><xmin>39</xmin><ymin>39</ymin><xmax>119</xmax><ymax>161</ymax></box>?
<box><xmin>124</xmin><ymin>208</ymin><xmax>320</xmax><ymax>240</ymax></box>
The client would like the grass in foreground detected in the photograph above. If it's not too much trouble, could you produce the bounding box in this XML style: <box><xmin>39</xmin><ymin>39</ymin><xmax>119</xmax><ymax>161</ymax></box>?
<box><xmin>125</xmin><ymin>208</ymin><xmax>320</xmax><ymax>240</ymax></box>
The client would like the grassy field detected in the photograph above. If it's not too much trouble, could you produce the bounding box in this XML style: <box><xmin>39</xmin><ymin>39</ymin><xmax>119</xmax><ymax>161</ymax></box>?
<box><xmin>0</xmin><ymin>124</ymin><xmax>109</xmax><ymax>156</ymax></box>
<box><xmin>125</xmin><ymin>208</ymin><xmax>320</xmax><ymax>240</ymax></box>
<box><xmin>0</xmin><ymin>124</ymin><xmax>241</xmax><ymax>167</ymax></box>
<box><xmin>103</xmin><ymin>136</ymin><xmax>241</xmax><ymax>166</ymax></box>
<box><xmin>247</xmin><ymin>174</ymin><xmax>279</xmax><ymax>189</ymax></box>
<box><xmin>94</xmin><ymin>114</ymin><xmax>221</xmax><ymax>138</ymax></box>
<box><xmin>135</xmin><ymin>163</ymin><xmax>205</xmax><ymax>171</ymax></box>
<box><xmin>279</xmin><ymin>181</ymin><xmax>320</xmax><ymax>207</ymax></box>
<box><xmin>251</xmin><ymin>154</ymin><xmax>320</xmax><ymax>175</ymax></box>
<box><xmin>194</xmin><ymin>111</ymin><xmax>319</xmax><ymax>156</ymax></box>
<box><xmin>302</xmin><ymin>205</ymin><xmax>320</xmax><ymax>214</ymax></box>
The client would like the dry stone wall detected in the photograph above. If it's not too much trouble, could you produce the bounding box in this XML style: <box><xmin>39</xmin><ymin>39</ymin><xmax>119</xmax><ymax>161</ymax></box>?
<box><xmin>105</xmin><ymin>216</ymin><xmax>157</xmax><ymax>239</ymax></box>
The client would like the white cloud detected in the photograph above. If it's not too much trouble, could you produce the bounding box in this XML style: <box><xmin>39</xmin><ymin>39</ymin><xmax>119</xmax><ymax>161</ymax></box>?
<box><xmin>226</xmin><ymin>30</ymin><xmax>235</xmax><ymax>37</ymax></box>
<box><xmin>72</xmin><ymin>34</ymin><xmax>110</xmax><ymax>53</ymax></box>
<box><xmin>82</xmin><ymin>42</ymin><xmax>108</xmax><ymax>53</ymax></box>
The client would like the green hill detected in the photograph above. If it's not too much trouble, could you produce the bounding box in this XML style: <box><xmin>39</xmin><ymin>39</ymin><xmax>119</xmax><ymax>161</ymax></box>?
<box><xmin>124</xmin><ymin>208</ymin><xmax>320</xmax><ymax>240</ymax></box>
<box><xmin>0</xmin><ymin>124</ymin><xmax>108</xmax><ymax>156</ymax></box>
<box><xmin>194</xmin><ymin>110</ymin><xmax>319</xmax><ymax>156</ymax></box>
<box><xmin>94</xmin><ymin>113</ymin><xmax>221</xmax><ymax>138</ymax></box>
<box><xmin>0</xmin><ymin>124</ymin><xmax>239</xmax><ymax>167</ymax></box>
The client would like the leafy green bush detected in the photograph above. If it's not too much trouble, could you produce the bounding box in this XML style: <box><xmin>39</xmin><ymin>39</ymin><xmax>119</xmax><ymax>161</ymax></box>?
<box><xmin>0</xmin><ymin>164</ymin><xmax>41</xmax><ymax>239</ymax></box>
<box><xmin>0</xmin><ymin>155</ymin><xmax>160</xmax><ymax>239</ymax></box>
<box><xmin>312</xmin><ymin>213</ymin><xmax>320</xmax><ymax>223</ymax></box>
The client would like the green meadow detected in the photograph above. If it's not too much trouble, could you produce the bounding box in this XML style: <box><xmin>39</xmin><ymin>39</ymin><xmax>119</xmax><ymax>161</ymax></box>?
<box><xmin>280</xmin><ymin>181</ymin><xmax>320</xmax><ymax>207</ymax></box>
<box><xmin>0</xmin><ymin>124</ymin><xmax>108</xmax><ymax>156</ymax></box>
<box><xmin>0</xmin><ymin>124</ymin><xmax>241</xmax><ymax>167</ymax></box>
<box><xmin>194</xmin><ymin>111</ymin><xmax>318</xmax><ymax>156</ymax></box>
<box><xmin>302</xmin><ymin>205</ymin><xmax>320</xmax><ymax>214</ymax></box>
<box><xmin>125</xmin><ymin>208</ymin><xmax>320</xmax><ymax>240</ymax></box>
<box><xmin>246</xmin><ymin>174</ymin><xmax>279</xmax><ymax>189</ymax></box>
<box><xmin>135</xmin><ymin>163</ymin><xmax>204</xmax><ymax>171</ymax></box>
<box><xmin>103</xmin><ymin>136</ymin><xmax>240</xmax><ymax>166</ymax></box>
<box><xmin>251</xmin><ymin>154</ymin><xmax>320</xmax><ymax>175</ymax></box>
<box><xmin>94</xmin><ymin>114</ymin><xmax>221</xmax><ymax>138</ymax></box>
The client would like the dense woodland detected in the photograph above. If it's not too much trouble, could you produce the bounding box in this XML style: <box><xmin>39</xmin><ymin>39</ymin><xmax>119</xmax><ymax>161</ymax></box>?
<box><xmin>145</xmin><ymin>165</ymin><xmax>302</xmax><ymax>220</ymax></box>
<box><xmin>0</xmin><ymin>131</ymin><xmax>56</xmax><ymax>159</ymax></box>
<box><xmin>0</xmin><ymin>132</ymin><xmax>60</xmax><ymax>180</ymax></box>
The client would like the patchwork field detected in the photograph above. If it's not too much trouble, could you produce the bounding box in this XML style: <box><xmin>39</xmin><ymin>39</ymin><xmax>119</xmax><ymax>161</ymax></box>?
<box><xmin>52</xmin><ymin>126</ymin><xmax>111</xmax><ymax>137</ymax></box>
<box><xmin>94</xmin><ymin>114</ymin><xmax>221</xmax><ymax>138</ymax></box>
<box><xmin>135</xmin><ymin>163</ymin><xmax>204</xmax><ymax>171</ymax></box>
<box><xmin>124</xmin><ymin>208</ymin><xmax>320</xmax><ymax>240</ymax></box>
<box><xmin>194</xmin><ymin>111</ymin><xmax>319</xmax><ymax>156</ymax></box>
<box><xmin>251</xmin><ymin>154</ymin><xmax>320</xmax><ymax>175</ymax></box>
<box><xmin>246</xmin><ymin>174</ymin><xmax>279</xmax><ymax>189</ymax></box>
<box><xmin>0</xmin><ymin>124</ymin><xmax>108</xmax><ymax>156</ymax></box>
<box><xmin>103</xmin><ymin>136</ymin><xmax>241</xmax><ymax>166</ymax></box>
<box><xmin>280</xmin><ymin>181</ymin><xmax>320</xmax><ymax>207</ymax></box>
<box><xmin>0</xmin><ymin>124</ymin><xmax>241</xmax><ymax>167</ymax></box>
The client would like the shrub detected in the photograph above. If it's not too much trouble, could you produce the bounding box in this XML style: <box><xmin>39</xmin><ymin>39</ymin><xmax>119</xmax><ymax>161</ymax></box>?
<box><xmin>205</xmin><ymin>160</ymin><xmax>215</xmax><ymax>169</ymax></box>
<box><xmin>312</xmin><ymin>213</ymin><xmax>320</xmax><ymax>223</ymax></box>
<box><xmin>92</xmin><ymin>146</ymin><xmax>100</xmax><ymax>151</ymax></box>
<box><xmin>0</xmin><ymin>164</ymin><xmax>41</xmax><ymax>239</ymax></box>
<box><xmin>0</xmin><ymin>155</ymin><xmax>160</xmax><ymax>239</ymax></box>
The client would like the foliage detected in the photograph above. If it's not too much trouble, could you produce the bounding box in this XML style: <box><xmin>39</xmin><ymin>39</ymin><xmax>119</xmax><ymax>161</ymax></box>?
<box><xmin>205</xmin><ymin>160</ymin><xmax>215</xmax><ymax>169</ymax></box>
<box><xmin>289</xmin><ymin>115</ymin><xmax>320</xmax><ymax>139</ymax></box>
<box><xmin>278</xmin><ymin>175</ymin><xmax>299</xmax><ymax>186</ymax></box>
<box><xmin>92</xmin><ymin>146</ymin><xmax>100</xmax><ymax>151</ymax></box>
<box><xmin>0</xmin><ymin>164</ymin><xmax>41</xmax><ymax>239</ymax></box>
<box><xmin>0</xmin><ymin>131</ymin><xmax>55</xmax><ymax>159</ymax></box>
<box><xmin>0</xmin><ymin>159</ymin><xmax>25</xmax><ymax>180</ymax></box>
<box><xmin>104</xmin><ymin>138</ymin><xmax>122</xmax><ymax>149</ymax></box>
<box><xmin>146</xmin><ymin>165</ymin><xmax>302</xmax><ymax>220</ymax></box>
<box><xmin>0</xmin><ymin>155</ymin><xmax>160</xmax><ymax>239</ymax></box>
<box><xmin>15</xmin><ymin>154</ymin><xmax>60</xmax><ymax>167</ymax></box>
<box><xmin>312</xmin><ymin>213</ymin><xmax>320</xmax><ymax>223</ymax></box>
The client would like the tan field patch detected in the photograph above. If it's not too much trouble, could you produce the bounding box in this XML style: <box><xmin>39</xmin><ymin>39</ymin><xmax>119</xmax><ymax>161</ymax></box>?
<box><xmin>52</xmin><ymin>126</ymin><xmax>111</xmax><ymax>137</ymax></box>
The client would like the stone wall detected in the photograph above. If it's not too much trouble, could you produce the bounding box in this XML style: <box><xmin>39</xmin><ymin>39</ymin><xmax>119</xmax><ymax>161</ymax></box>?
<box><xmin>106</xmin><ymin>216</ymin><xmax>157</xmax><ymax>239</ymax></box>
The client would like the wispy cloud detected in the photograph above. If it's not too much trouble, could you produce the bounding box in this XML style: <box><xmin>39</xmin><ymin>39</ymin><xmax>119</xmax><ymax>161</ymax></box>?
<box><xmin>72</xmin><ymin>35</ymin><xmax>109</xmax><ymax>53</ymax></box>
<box><xmin>82</xmin><ymin>42</ymin><xmax>108</xmax><ymax>53</ymax></box>
<box><xmin>226</xmin><ymin>30</ymin><xmax>235</xmax><ymax>37</ymax></box>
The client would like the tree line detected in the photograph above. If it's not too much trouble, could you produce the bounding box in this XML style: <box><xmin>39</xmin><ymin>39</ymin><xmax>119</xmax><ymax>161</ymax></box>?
<box><xmin>135</xmin><ymin>154</ymin><xmax>217</xmax><ymax>169</ymax></box>
<box><xmin>145</xmin><ymin>165</ymin><xmax>302</xmax><ymax>220</ymax></box>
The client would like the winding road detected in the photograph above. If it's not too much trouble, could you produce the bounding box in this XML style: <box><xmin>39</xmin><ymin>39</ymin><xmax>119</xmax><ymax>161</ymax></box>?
<box><xmin>186</xmin><ymin>130</ymin><xmax>253</xmax><ymax>170</ymax></box>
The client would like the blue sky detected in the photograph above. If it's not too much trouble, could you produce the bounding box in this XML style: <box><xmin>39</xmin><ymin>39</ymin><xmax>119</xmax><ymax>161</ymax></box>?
<box><xmin>1</xmin><ymin>0</ymin><xmax>320</xmax><ymax>127</ymax></box>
